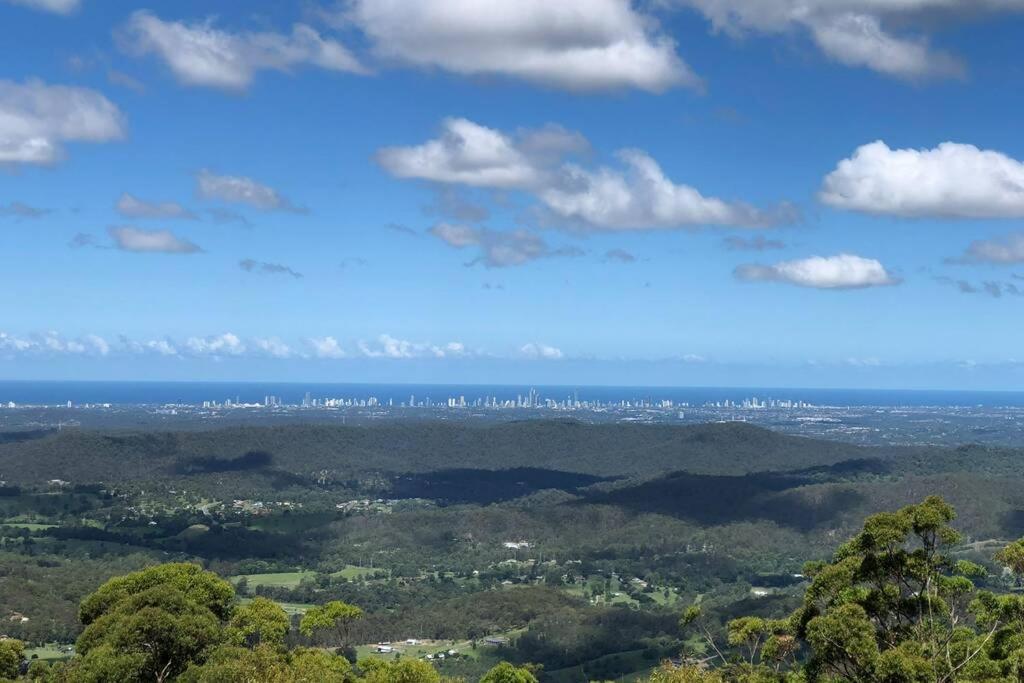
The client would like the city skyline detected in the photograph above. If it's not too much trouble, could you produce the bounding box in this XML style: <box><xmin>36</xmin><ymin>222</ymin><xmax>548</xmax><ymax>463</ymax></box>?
<box><xmin>3</xmin><ymin>1</ymin><xmax>1024</xmax><ymax>389</ymax></box>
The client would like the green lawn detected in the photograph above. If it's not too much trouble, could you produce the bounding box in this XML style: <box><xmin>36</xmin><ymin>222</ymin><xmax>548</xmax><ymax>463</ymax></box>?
<box><xmin>0</xmin><ymin>522</ymin><xmax>56</xmax><ymax>530</ymax></box>
<box><xmin>230</xmin><ymin>571</ymin><xmax>317</xmax><ymax>589</ymax></box>
<box><xmin>331</xmin><ymin>564</ymin><xmax>379</xmax><ymax>581</ymax></box>
<box><xmin>24</xmin><ymin>644</ymin><xmax>73</xmax><ymax>662</ymax></box>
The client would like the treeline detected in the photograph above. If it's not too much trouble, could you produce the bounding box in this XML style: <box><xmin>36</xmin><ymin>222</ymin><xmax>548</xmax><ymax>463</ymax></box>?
<box><xmin>0</xmin><ymin>421</ymin><xmax>882</xmax><ymax>487</ymax></box>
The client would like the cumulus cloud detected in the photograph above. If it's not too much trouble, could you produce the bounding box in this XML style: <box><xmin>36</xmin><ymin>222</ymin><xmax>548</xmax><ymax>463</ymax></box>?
<box><xmin>381</xmin><ymin>118</ymin><xmax>790</xmax><ymax>232</ymax></box>
<box><xmin>116</xmin><ymin>193</ymin><xmax>197</xmax><ymax>220</ymax></box>
<box><xmin>345</xmin><ymin>0</ymin><xmax>698</xmax><ymax>92</ymax></box>
<box><xmin>377</xmin><ymin>118</ymin><xmax>543</xmax><ymax>189</ymax></box>
<box><xmin>735</xmin><ymin>253</ymin><xmax>899</xmax><ymax>289</ymax></box>
<box><xmin>309</xmin><ymin>336</ymin><xmax>346</xmax><ymax>359</ymax></box>
<box><xmin>0</xmin><ymin>79</ymin><xmax>125</xmax><ymax>165</ymax></box>
<box><xmin>673</xmin><ymin>0</ymin><xmax>1015</xmax><ymax>80</ymax></box>
<box><xmin>197</xmin><ymin>169</ymin><xmax>303</xmax><ymax>212</ymax></box>
<box><xmin>2</xmin><ymin>0</ymin><xmax>79</xmax><ymax>14</ymax></box>
<box><xmin>357</xmin><ymin>333</ymin><xmax>467</xmax><ymax>359</ymax></box>
<box><xmin>540</xmin><ymin>150</ymin><xmax>794</xmax><ymax>231</ymax></box>
<box><xmin>120</xmin><ymin>10</ymin><xmax>366</xmax><ymax>91</ymax></box>
<box><xmin>239</xmin><ymin>258</ymin><xmax>303</xmax><ymax>278</ymax></box>
<box><xmin>520</xmin><ymin>342</ymin><xmax>564</xmax><ymax>360</ymax></box>
<box><xmin>949</xmin><ymin>232</ymin><xmax>1024</xmax><ymax>265</ymax></box>
<box><xmin>0</xmin><ymin>201</ymin><xmax>49</xmax><ymax>218</ymax></box>
<box><xmin>252</xmin><ymin>337</ymin><xmax>293</xmax><ymax>358</ymax></box>
<box><xmin>108</xmin><ymin>226</ymin><xmax>201</xmax><ymax>254</ymax></box>
<box><xmin>185</xmin><ymin>333</ymin><xmax>245</xmax><ymax>356</ymax></box>
<box><xmin>0</xmin><ymin>331</ymin><xmax>109</xmax><ymax>357</ymax></box>
<box><xmin>0</xmin><ymin>331</ymin><xmax>482</xmax><ymax>361</ymax></box>
<box><xmin>107</xmin><ymin>226</ymin><xmax>201</xmax><ymax>254</ymax></box>
<box><xmin>120</xmin><ymin>336</ymin><xmax>179</xmax><ymax>356</ymax></box>
<box><xmin>821</xmin><ymin>141</ymin><xmax>1024</xmax><ymax>219</ymax></box>
<box><xmin>723</xmin><ymin>235</ymin><xmax>786</xmax><ymax>251</ymax></box>
<box><xmin>429</xmin><ymin>222</ymin><xmax>582</xmax><ymax>267</ymax></box>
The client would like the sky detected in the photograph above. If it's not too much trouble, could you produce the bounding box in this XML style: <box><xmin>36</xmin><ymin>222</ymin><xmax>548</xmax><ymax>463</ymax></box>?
<box><xmin>2</xmin><ymin>0</ymin><xmax>1024</xmax><ymax>389</ymax></box>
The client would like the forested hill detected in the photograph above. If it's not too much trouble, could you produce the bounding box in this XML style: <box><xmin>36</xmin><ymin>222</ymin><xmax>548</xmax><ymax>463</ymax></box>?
<box><xmin>0</xmin><ymin>420</ymin><xmax>881</xmax><ymax>485</ymax></box>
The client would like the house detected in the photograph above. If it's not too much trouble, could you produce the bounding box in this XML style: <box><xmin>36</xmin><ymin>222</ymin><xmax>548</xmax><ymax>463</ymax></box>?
<box><xmin>484</xmin><ymin>637</ymin><xmax>508</xmax><ymax>646</ymax></box>
<box><xmin>375</xmin><ymin>645</ymin><xmax>394</xmax><ymax>654</ymax></box>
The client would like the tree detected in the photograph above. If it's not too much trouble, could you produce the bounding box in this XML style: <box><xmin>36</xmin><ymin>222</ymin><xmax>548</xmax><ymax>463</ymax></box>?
<box><xmin>71</xmin><ymin>564</ymin><xmax>236</xmax><ymax>682</ymax></box>
<box><xmin>359</xmin><ymin>657</ymin><xmax>440</xmax><ymax>683</ymax></box>
<box><xmin>679</xmin><ymin>496</ymin><xmax>1024</xmax><ymax>682</ymax></box>
<box><xmin>480</xmin><ymin>661</ymin><xmax>539</xmax><ymax>683</ymax></box>
<box><xmin>299</xmin><ymin>601</ymin><xmax>363</xmax><ymax>641</ymax></box>
<box><xmin>79</xmin><ymin>563</ymin><xmax>235</xmax><ymax>625</ymax></box>
<box><xmin>227</xmin><ymin>597</ymin><xmax>290</xmax><ymax>649</ymax></box>
<box><xmin>0</xmin><ymin>638</ymin><xmax>24</xmax><ymax>680</ymax></box>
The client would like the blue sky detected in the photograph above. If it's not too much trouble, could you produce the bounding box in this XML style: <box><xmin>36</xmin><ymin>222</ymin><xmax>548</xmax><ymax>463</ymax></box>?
<box><xmin>3</xmin><ymin>0</ymin><xmax>1024</xmax><ymax>389</ymax></box>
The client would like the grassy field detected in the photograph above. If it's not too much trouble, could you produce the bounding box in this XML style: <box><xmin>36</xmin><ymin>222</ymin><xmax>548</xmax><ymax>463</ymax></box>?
<box><xmin>1</xmin><ymin>521</ymin><xmax>56</xmax><ymax>530</ymax></box>
<box><xmin>562</xmin><ymin>575</ymin><xmax>682</xmax><ymax>609</ymax></box>
<box><xmin>332</xmin><ymin>564</ymin><xmax>381</xmax><ymax>581</ymax></box>
<box><xmin>24</xmin><ymin>644</ymin><xmax>73</xmax><ymax>662</ymax></box>
<box><xmin>229</xmin><ymin>565</ymin><xmax>379</xmax><ymax>589</ymax></box>
<box><xmin>230</xmin><ymin>571</ymin><xmax>317</xmax><ymax>589</ymax></box>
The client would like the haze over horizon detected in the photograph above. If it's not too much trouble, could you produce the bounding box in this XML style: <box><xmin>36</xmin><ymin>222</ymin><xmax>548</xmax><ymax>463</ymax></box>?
<box><xmin>4</xmin><ymin>1</ymin><xmax>1024</xmax><ymax>389</ymax></box>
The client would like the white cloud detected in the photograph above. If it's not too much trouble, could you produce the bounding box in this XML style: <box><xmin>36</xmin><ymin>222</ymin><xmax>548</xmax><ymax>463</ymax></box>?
<box><xmin>116</xmin><ymin>193</ymin><xmax>197</xmax><ymax>220</ymax></box>
<box><xmin>197</xmin><ymin>169</ymin><xmax>301</xmax><ymax>212</ymax></box>
<box><xmin>358</xmin><ymin>334</ymin><xmax>416</xmax><ymax>359</ymax></box>
<box><xmin>347</xmin><ymin>0</ymin><xmax>698</xmax><ymax>92</ymax></box>
<box><xmin>431</xmin><ymin>341</ymin><xmax>466</xmax><ymax>358</ymax></box>
<box><xmin>735</xmin><ymin>253</ymin><xmax>899</xmax><ymax>289</ymax></box>
<box><xmin>0</xmin><ymin>331</ymin><xmax>110</xmax><ymax>356</ymax></box>
<box><xmin>357</xmin><ymin>333</ymin><xmax>468</xmax><ymax>359</ymax></box>
<box><xmin>122</xmin><ymin>337</ymin><xmax>179</xmax><ymax>356</ymax></box>
<box><xmin>2</xmin><ymin>0</ymin><xmax>79</xmax><ymax>15</ymax></box>
<box><xmin>381</xmin><ymin>118</ymin><xmax>790</xmax><ymax>232</ymax></box>
<box><xmin>429</xmin><ymin>223</ymin><xmax>583</xmax><ymax>267</ymax></box>
<box><xmin>0</xmin><ymin>333</ymin><xmax>34</xmax><ymax>354</ymax></box>
<box><xmin>121</xmin><ymin>10</ymin><xmax>366</xmax><ymax>91</ymax></box>
<box><xmin>309</xmin><ymin>336</ymin><xmax>346</xmax><ymax>359</ymax></box>
<box><xmin>674</xmin><ymin>0</ymin><xmax>1023</xmax><ymax>79</ymax></box>
<box><xmin>951</xmin><ymin>232</ymin><xmax>1024</xmax><ymax>265</ymax></box>
<box><xmin>807</xmin><ymin>13</ymin><xmax>962</xmax><ymax>80</ymax></box>
<box><xmin>377</xmin><ymin>118</ymin><xmax>542</xmax><ymax>189</ymax></box>
<box><xmin>108</xmin><ymin>226</ymin><xmax>202</xmax><ymax>254</ymax></box>
<box><xmin>520</xmin><ymin>342</ymin><xmax>564</xmax><ymax>360</ymax></box>
<box><xmin>541</xmin><ymin>150</ymin><xmax>793</xmax><ymax>230</ymax></box>
<box><xmin>0</xmin><ymin>79</ymin><xmax>125</xmax><ymax>165</ymax></box>
<box><xmin>82</xmin><ymin>334</ymin><xmax>110</xmax><ymax>356</ymax></box>
<box><xmin>821</xmin><ymin>141</ymin><xmax>1024</xmax><ymax>218</ymax></box>
<box><xmin>252</xmin><ymin>337</ymin><xmax>293</xmax><ymax>358</ymax></box>
<box><xmin>185</xmin><ymin>333</ymin><xmax>245</xmax><ymax>356</ymax></box>
<box><xmin>0</xmin><ymin>332</ymin><xmax>483</xmax><ymax>361</ymax></box>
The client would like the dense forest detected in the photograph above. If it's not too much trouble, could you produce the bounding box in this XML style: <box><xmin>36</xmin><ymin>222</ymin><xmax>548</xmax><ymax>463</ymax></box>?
<box><xmin>3</xmin><ymin>421</ymin><xmax>1024</xmax><ymax>680</ymax></box>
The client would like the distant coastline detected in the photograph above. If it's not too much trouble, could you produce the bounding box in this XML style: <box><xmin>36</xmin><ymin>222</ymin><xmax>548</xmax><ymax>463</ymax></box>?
<box><xmin>1</xmin><ymin>380</ymin><xmax>1023</xmax><ymax>407</ymax></box>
